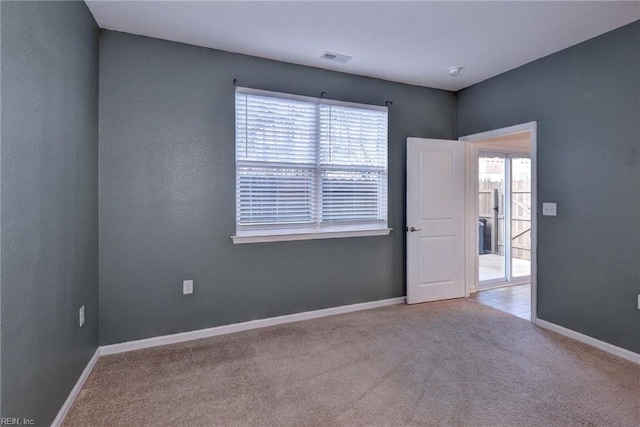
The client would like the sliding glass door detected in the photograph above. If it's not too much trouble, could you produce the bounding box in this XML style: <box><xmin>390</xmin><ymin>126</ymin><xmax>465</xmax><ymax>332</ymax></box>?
<box><xmin>478</xmin><ymin>154</ymin><xmax>531</xmax><ymax>288</ymax></box>
<box><xmin>510</xmin><ymin>157</ymin><xmax>532</xmax><ymax>280</ymax></box>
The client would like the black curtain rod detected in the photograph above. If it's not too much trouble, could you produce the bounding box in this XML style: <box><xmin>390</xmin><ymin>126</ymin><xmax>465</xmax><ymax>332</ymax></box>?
<box><xmin>233</xmin><ymin>79</ymin><xmax>392</xmax><ymax>107</ymax></box>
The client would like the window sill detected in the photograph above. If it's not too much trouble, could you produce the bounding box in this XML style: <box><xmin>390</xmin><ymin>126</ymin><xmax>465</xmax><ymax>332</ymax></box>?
<box><xmin>231</xmin><ymin>228</ymin><xmax>392</xmax><ymax>244</ymax></box>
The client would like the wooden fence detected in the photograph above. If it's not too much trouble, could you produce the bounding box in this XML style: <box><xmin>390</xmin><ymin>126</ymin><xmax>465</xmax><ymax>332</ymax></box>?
<box><xmin>479</xmin><ymin>178</ymin><xmax>531</xmax><ymax>260</ymax></box>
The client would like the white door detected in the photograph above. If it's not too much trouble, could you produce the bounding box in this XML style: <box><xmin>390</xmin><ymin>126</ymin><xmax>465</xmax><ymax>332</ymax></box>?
<box><xmin>406</xmin><ymin>138</ymin><xmax>466</xmax><ymax>304</ymax></box>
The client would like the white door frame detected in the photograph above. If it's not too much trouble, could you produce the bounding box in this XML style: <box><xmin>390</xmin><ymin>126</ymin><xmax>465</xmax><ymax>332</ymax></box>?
<box><xmin>459</xmin><ymin>122</ymin><xmax>538</xmax><ymax>323</ymax></box>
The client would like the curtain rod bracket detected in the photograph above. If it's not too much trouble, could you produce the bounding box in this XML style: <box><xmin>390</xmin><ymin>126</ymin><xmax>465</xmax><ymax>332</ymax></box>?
<box><xmin>320</xmin><ymin>91</ymin><xmax>327</xmax><ymax>98</ymax></box>
<box><xmin>385</xmin><ymin>101</ymin><xmax>393</xmax><ymax>107</ymax></box>
<box><xmin>233</xmin><ymin>78</ymin><xmax>239</xmax><ymax>86</ymax></box>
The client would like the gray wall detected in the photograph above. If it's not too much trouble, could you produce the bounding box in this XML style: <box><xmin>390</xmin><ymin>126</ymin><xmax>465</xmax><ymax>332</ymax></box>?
<box><xmin>457</xmin><ymin>22</ymin><xmax>640</xmax><ymax>352</ymax></box>
<box><xmin>99</xmin><ymin>31</ymin><xmax>455</xmax><ymax>345</ymax></box>
<box><xmin>1</xmin><ymin>1</ymin><xmax>99</xmax><ymax>424</ymax></box>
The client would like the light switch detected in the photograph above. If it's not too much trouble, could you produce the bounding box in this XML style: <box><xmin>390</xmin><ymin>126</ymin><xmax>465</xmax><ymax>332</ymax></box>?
<box><xmin>183</xmin><ymin>280</ymin><xmax>193</xmax><ymax>295</ymax></box>
<box><xmin>542</xmin><ymin>202</ymin><xmax>557</xmax><ymax>216</ymax></box>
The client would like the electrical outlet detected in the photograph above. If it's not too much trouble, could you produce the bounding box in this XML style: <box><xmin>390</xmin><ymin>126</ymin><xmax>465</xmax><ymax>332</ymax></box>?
<box><xmin>183</xmin><ymin>280</ymin><xmax>193</xmax><ymax>295</ymax></box>
<box><xmin>79</xmin><ymin>305</ymin><xmax>85</xmax><ymax>327</ymax></box>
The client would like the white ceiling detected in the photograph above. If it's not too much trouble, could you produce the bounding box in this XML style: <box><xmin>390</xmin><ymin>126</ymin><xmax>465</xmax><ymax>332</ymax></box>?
<box><xmin>85</xmin><ymin>1</ymin><xmax>640</xmax><ymax>91</ymax></box>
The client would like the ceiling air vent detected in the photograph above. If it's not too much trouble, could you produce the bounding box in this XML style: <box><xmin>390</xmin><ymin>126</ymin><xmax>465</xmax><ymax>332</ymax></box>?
<box><xmin>320</xmin><ymin>51</ymin><xmax>352</xmax><ymax>64</ymax></box>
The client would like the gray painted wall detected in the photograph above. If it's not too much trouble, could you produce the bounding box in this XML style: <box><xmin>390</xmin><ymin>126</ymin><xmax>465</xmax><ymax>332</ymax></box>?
<box><xmin>99</xmin><ymin>31</ymin><xmax>455</xmax><ymax>345</ymax></box>
<box><xmin>1</xmin><ymin>1</ymin><xmax>99</xmax><ymax>424</ymax></box>
<box><xmin>457</xmin><ymin>22</ymin><xmax>640</xmax><ymax>352</ymax></box>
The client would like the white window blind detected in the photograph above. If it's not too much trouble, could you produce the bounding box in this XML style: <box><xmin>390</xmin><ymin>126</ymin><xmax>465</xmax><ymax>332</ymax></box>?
<box><xmin>235</xmin><ymin>87</ymin><xmax>388</xmax><ymax>240</ymax></box>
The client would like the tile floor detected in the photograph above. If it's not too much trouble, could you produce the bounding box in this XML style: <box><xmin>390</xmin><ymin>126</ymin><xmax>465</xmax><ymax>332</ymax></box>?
<box><xmin>471</xmin><ymin>283</ymin><xmax>531</xmax><ymax>320</ymax></box>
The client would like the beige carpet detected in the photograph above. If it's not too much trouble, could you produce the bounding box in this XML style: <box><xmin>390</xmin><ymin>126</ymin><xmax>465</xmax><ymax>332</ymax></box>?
<box><xmin>65</xmin><ymin>299</ymin><xmax>639</xmax><ymax>426</ymax></box>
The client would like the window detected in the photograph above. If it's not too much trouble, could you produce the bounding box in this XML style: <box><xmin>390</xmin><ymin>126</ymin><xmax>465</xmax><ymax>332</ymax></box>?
<box><xmin>233</xmin><ymin>87</ymin><xmax>390</xmax><ymax>243</ymax></box>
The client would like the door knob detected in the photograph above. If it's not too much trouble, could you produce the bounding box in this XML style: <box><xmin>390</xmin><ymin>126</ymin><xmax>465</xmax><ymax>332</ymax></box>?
<box><xmin>408</xmin><ymin>226</ymin><xmax>422</xmax><ymax>232</ymax></box>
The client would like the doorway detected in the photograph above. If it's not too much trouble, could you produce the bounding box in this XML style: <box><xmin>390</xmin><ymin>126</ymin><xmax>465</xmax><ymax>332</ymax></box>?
<box><xmin>460</xmin><ymin>123</ymin><xmax>537</xmax><ymax>323</ymax></box>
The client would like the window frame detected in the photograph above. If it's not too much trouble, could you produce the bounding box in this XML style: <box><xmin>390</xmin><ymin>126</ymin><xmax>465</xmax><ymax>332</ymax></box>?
<box><xmin>232</xmin><ymin>87</ymin><xmax>392</xmax><ymax>244</ymax></box>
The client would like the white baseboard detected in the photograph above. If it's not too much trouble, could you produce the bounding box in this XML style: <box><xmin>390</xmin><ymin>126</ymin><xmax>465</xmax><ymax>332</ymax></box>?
<box><xmin>51</xmin><ymin>347</ymin><xmax>101</xmax><ymax>427</ymax></box>
<box><xmin>100</xmin><ymin>297</ymin><xmax>406</xmax><ymax>356</ymax></box>
<box><xmin>49</xmin><ymin>301</ymin><xmax>636</xmax><ymax>427</ymax></box>
<box><xmin>536</xmin><ymin>319</ymin><xmax>640</xmax><ymax>365</ymax></box>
